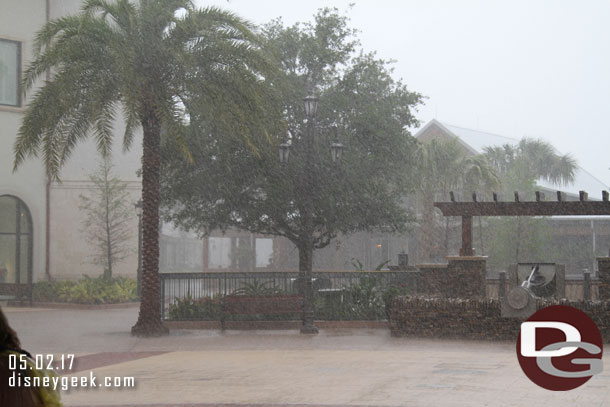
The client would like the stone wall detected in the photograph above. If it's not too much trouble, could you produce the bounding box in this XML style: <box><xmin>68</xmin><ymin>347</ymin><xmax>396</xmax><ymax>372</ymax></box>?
<box><xmin>487</xmin><ymin>278</ymin><xmax>599</xmax><ymax>301</ymax></box>
<box><xmin>389</xmin><ymin>297</ymin><xmax>521</xmax><ymax>340</ymax></box>
<box><xmin>417</xmin><ymin>257</ymin><xmax>486</xmax><ymax>299</ymax></box>
<box><xmin>598</xmin><ymin>257</ymin><xmax>610</xmax><ymax>300</ymax></box>
<box><xmin>416</xmin><ymin>264</ymin><xmax>448</xmax><ymax>295</ymax></box>
<box><xmin>390</xmin><ymin>296</ymin><xmax>610</xmax><ymax>342</ymax></box>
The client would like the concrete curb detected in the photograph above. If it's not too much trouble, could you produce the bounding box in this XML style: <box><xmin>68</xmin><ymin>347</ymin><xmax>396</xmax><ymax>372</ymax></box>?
<box><xmin>165</xmin><ymin>320</ymin><xmax>389</xmax><ymax>330</ymax></box>
<box><xmin>7</xmin><ymin>301</ymin><xmax>141</xmax><ymax>309</ymax></box>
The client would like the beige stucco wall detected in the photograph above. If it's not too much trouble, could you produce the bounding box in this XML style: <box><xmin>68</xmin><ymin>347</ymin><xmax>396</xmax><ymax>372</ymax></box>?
<box><xmin>0</xmin><ymin>0</ymin><xmax>48</xmax><ymax>282</ymax></box>
<box><xmin>49</xmin><ymin>180</ymin><xmax>141</xmax><ymax>279</ymax></box>
<box><xmin>47</xmin><ymin>0</ymin><xmax>144</xmax><ymax>279</ymax></box>
<box><xmin>1</xmin><ymin>0</ymin><xmax>143</xmax><ymax>281</ymax></box>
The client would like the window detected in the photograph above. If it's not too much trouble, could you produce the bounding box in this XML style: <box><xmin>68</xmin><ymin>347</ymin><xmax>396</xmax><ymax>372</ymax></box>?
<box><xmin>208</xmin><ymin>237</ymin><xmax>231</xmax><ymax>269</ymax></box>
<box><xmin>0</xmin><ymin>39</ymin><xmax>21</xmax><ymax>107</ymax></box>
<box><xmin>0</xmin><ymin>195</ymin><xmax>32</xmax><ymax>284</ymax></box>
<box><xmin>255</xmin><ymin>238</ymin><xmax>273</xmax><ymax>268</ymax></box>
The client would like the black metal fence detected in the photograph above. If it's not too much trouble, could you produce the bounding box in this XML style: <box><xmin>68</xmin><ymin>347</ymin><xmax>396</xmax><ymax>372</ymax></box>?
<box><xmin>160</xmin><ymin>271</ymin><xmax>418</xmax><ymax>322</ymax></box>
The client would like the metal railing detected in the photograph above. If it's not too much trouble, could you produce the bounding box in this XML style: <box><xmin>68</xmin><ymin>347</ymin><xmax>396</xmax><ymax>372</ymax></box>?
<box><xmin>159</xmin><ymin>271</ymin><xmax>418</xmax><ymax>321</ymax></box>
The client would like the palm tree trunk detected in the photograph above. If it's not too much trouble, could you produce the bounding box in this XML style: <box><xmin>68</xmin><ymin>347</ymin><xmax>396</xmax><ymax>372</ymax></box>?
<box><xmin>515</xmin><ymin>217</ymin><xmax>522</xmax><ymax>263</ymax></box>
<box><xmin>419</xmin><ymin>190</ymin><xmax>435</xmax><ymax>262</ymax></box>
<box><xmin>444</xmin><ymin>217</ymin><xmax>450</xmax><ymax>257</ymax></box>
<box><xmin>131</xmin><ymin>110</ymin><xmax>169</xmax><ymax>337</ymax></box>
<box><xmin>104</xmin><ymin>161</ymin><xmax>112</xmax><ymax>280</ymax></box>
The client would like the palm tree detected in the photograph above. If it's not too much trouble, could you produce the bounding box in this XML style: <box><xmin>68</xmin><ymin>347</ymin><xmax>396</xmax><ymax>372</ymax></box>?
<box><xmin>414</xmin><ymin>138</ymin><xmax>465</xmax><ymax>261</ymax></box>
<box><xmin>483</xmin><ymin>138</ymin><xmax>577</xmax><ymax>263</ymax></box>
<box><xmin>414</xmin><ymin>138</ymin><xmax>500</xmax><ymax>260</ymax></box>
<box><xmin>460</xmin><ymin>155</ymin><xmax>500</xmax><ymax>255</ymax></box>
<box><xmin>13</xmin><ymin>0</ymin><xmax>274</xmax><ymax>336</ymax></box>
<box><xmin>483</xmin><ymin>138</ymin><xmax>576</xmax><ymax>188</ymax></box>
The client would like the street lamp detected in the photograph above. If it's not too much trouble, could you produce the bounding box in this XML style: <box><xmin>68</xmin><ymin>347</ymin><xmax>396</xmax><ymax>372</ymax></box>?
<box><xmin>303</xmin><ymin>94</ymin><xmax>318</xmax><ymax>117</ymax></box>
<box><xmin>278</xmin><ymin>131</ymin><xmax>292</xmax><ymax>164</ymax></box>
<box><xmin>134</xmin><ymin>200</ymin><xmax>143</xmax><ymax>299</ymax></box>
<box><xmin>330</xmin><ymin>126</ymin><xmax>345</xmax><ymax>163</ymax></box>
<box><xmin>278</xmin><ymin>92</ymin><xmax>344</xmax><ymax>335</ymax></box>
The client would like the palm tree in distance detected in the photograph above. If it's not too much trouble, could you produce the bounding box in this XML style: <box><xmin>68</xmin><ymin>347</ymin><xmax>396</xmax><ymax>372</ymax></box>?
<box><xmin>13</xmin><ymin>0</ymin><xmax>275</xmax><ymax>336</ymax></box>
<box><xmin>483</xmin><ymin>138</ymin><xmax>576</xmax><ymax>188</ymax></box>
<box><xmin>483</xmin><ymin>138</ymin><xmax>577</xmax><ymax>263</ymax></box>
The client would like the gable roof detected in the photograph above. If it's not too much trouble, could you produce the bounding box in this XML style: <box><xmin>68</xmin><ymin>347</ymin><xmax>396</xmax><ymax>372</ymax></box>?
<box><xmin>414</xmin><ymin>119</ymin><xmax>609</xmax><ymax>198</ymax></box>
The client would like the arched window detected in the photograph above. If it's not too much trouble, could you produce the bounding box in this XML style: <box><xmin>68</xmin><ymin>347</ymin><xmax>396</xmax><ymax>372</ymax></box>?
<box><xmin>0</xmin><ymin>195</ymin><xmax>32</xmax><ymax>285</ymax></box>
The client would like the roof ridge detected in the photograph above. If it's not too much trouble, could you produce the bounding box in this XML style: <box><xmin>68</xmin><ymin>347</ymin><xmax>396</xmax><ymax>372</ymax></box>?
<box><xmin>441</xmin><ymin>121</ymin><xmax>521</xmax><ymax>143</ymax></box>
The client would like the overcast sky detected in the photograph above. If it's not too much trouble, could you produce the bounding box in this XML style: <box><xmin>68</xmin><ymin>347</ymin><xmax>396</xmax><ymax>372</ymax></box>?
<box><xmin>199</xmin><ymin>0</ymin><xmax>610</xmax><ymax>189</ymax></box>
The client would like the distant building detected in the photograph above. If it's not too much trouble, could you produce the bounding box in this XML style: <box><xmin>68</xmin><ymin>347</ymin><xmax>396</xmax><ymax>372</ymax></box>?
<box><xmin>415</xmin><ymin>119</ymin><xmax>610</xmax><ymax>274</ymax></box>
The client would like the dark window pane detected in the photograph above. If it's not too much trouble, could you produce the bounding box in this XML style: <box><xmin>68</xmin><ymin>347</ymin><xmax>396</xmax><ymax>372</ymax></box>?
<box><xmin>0</xmin><ymin>235</ymin><xmax>16</xmax><ymax>283</ymax></box>
<box><xmin>0</xmin><ymin>40</ymin><xmax>20</xmax><ymax>106</ymax></box>
<box><xmin>0</xmin><ymin>196</ymin><xmax>17</xmax><ymax>234</ymax></box>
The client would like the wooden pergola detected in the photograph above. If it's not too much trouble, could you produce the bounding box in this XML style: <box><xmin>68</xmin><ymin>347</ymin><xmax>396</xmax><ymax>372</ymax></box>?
<box><xmin>434</xmin><ymin>190</ymin><xmax>610</xmax><ymax>256</ymax></box>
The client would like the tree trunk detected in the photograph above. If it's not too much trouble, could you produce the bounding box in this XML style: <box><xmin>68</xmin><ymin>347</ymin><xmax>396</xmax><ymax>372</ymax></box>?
<box><xmin>419</xmin><ymin>190</ymin><xmax>435</xmax><ymax>262</ymax></box>
<box><xmin>131</xmin><ymin>110</ymin><xmax>169</xmax><ymax>337</ymax></box>
<box><xmin>298</xmin><ymin>238</ymin><xmax>317</xmax><ymax>334</ymax></box>
<box><xmin>515</xmin><ymin>217</ymin><xmax>522</xmax><ymax>263</ymax></box>
<box><xmin>104</xmin><ymin>161</ymin><xmax>112</xmax><ymax>280</ymax></box>
<box><xmin>444</xmin><ymin>217</ymin><xmax>450</xmax><ymax>257</ymax></box>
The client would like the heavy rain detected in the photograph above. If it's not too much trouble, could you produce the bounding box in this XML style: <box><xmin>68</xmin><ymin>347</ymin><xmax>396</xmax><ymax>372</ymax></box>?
<box><xmin>1</xmin><ymin>0</ymin><xmax>610</xmax><ymax>406</ymax></box>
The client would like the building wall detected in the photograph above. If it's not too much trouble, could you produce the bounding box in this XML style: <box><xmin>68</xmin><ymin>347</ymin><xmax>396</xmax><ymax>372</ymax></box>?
<box><xmin>1</xmin><ymin>0</ymin><xmax>143</xmax><ymax>281</ymax></box>
<box><xmin>0</xmin><ymin>0</ymin><xmax>48</xmax><ymax>282</ymax></box>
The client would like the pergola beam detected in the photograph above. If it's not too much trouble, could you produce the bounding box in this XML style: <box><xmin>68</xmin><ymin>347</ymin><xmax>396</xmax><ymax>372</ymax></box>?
<box><xmin>435</xmin><ymin>201</ymin><xmax>610</xmax><ymax>217</ymax></box>
<box><xmin>434</xmin><ymin>190</ymin><xmax>610</xmax><ymax>257</ymax></box>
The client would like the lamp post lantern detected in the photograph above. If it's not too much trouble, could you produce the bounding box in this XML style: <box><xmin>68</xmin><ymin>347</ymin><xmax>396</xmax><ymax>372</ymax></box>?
<box><xmin>278</xmin><ymin>92</ymin><xmax>344</xmax><ymax>334</ymax></box>
<box><xmin>134</xmin><ymin>200</ymin><xmax>143</xmax><ymax>299</ymax></box>
<box><xmin>279</xmin><ymin>131</ymin><xmax>292</xmax><ymax>164</ymax></box>
<box><xmin>330</xmin><ymin>126</ymin><xmax>345</xmax><ymax>163</ymax></box>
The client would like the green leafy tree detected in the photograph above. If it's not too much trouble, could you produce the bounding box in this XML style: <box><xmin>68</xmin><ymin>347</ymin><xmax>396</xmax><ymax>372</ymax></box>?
<box><xmin>483</xmin><ymin>139</ymin><xmax>577</xmax><ymax>269</ymax></box>
<box><xmin>79</xmin><ymin>157</ymin><xmax>133</xmax><ymax>279</ymax></box>
<box><xmin>161</xmin><ymin>8</ymin><xmax>422</xmax><ymax>330</ymax></box>
<box><xmin>13</xmin><ymin>0</ymin><xmax>275</xmax><ymax>336</ymax></box>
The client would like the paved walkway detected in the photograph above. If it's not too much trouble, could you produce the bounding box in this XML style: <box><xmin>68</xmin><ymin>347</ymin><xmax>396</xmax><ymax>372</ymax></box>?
<box><xmin>4</xmin><ymin>306</ymin><xmax>610</xmax><ymax>407</ymax></box>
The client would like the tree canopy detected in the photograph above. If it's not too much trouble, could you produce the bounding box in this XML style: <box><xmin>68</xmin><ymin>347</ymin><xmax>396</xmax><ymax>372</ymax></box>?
<box><xmin>161</xmin><ymin>8</ymin><xmax>423</xmax><ymax>253</ymax></box>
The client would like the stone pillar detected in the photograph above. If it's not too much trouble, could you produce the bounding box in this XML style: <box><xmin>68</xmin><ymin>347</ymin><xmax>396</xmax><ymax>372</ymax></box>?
<box><xmin>446</xmin><ymin>256</ymin><xmax>487</xmax><ymax>299</ymax></box>
<box><xmin>597</xmin><ymin>257</ymin><xmax>610</xmax><ymax>300</ymax></box>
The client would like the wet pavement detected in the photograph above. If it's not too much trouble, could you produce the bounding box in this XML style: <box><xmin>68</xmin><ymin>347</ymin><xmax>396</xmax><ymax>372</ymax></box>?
<box><xmin>4</xmin><ymin>306</ymin><xmax>610</xmax><ymax>407</ymax></box>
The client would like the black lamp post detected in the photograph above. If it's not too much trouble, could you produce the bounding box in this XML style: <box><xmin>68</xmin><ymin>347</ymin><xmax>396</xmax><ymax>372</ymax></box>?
<box><xmin>279</xmin><ymin>93</ymin><xmax>344</xmax><ymax>334</ymax></box>
<box><xmin>134</xmin><ymin>200</ymin><xmax>143</xmax><ymax>299</ymax></box>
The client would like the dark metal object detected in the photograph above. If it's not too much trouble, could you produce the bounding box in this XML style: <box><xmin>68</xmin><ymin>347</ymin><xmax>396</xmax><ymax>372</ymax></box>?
<box><xmin>498</xmin><ymin>270</ymin><xmax>506</xmax><ymax>299</ymax></box>
<box><xmin>300</xmin><ymin>95</ymin><xmax>318</xmax><ymax>334</ymax></box>
<box><xmin>521</xmin><ymin>264</ymin><xmax>541</xmax><ymax>291</ymax></box>
<box><xmin>278</xmin><ymin>132</ymin><xmax>292</xmax><ymax>164</ymax></box>
<box><xmin>501</xmin><ymin>265</ymin><xmax>539</xmax><ymax>318</ymax></box>
<box><xmin>158</xmin><ymin>271</ymin><xmax>418</xmax><ymax>321</ymax></box>
<box><xmin>277</xmin><ymin>92</ymin><xmax>347</xmax><ymax>334</ymax></box>
<box><xmin>398</xmin><ymin>252</ymin><xmax>409</xmax><ymax>268</ymax></box>
<box><xmin>330</xmin><ymin>126</ymin><xmax>345</xmax><ymax>163</ymax></box>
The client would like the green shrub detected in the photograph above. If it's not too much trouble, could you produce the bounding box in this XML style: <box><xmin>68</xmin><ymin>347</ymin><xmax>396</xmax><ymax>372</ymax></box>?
<box><xmin>229</xmin><ymin>280</ymin><xmax>284</xmax><ymax>296</ymax></box>
<box><xmin>314</xmin><ymin>281</ymin><xmax>412</xmax><ymax>321</ymax></box>
<box><xmin>33</xmin><ymin>275</ymin><xmax>137</xmax><ymax>304</ymax></box>
<box><xmin>168</xmin><ymin>293</ymin><xmax>220</xmax><ymax>320</ymax></box>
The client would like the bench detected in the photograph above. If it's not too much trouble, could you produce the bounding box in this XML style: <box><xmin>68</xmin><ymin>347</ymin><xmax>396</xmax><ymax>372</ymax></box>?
<box><xmin>220</xmin><ymin>294</ymin><xmax>303</xmax><ymax>329</ymax></box>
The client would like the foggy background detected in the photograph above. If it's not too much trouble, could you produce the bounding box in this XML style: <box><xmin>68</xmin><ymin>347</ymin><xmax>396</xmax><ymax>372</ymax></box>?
<box><xmin>202</xmin><ymin>0</ymin><xmax>610</xmax><ymax>188</ymax></box>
